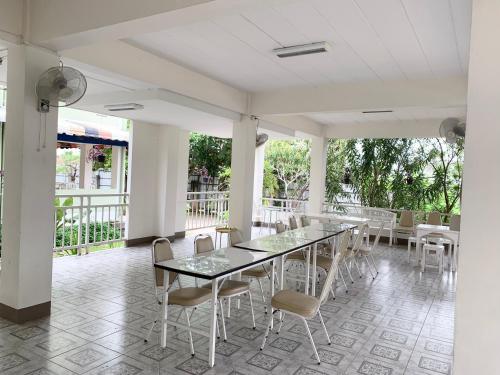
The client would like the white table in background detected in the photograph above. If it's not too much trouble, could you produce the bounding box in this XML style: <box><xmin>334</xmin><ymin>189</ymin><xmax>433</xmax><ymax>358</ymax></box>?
<box><xmin>415</xmin><ymin>224</ymin><xmax>460</xmax><ymax>271</ymax></box>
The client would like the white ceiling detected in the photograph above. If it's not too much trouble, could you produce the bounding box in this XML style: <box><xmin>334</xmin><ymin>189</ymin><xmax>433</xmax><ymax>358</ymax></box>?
<box><xmin>129</xmin><ymin>0</ymin><xmax>471</xmax><ymax>92</ymax></box>
<box><xmin>307</xmin><ymin>106</ymin><xmax>467</xmax><ymax>126</ymax></box>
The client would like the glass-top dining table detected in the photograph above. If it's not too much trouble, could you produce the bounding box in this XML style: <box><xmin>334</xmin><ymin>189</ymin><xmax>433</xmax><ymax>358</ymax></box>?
<box><xmin>154</xmin><ymin>222</ymin><xmax>356</xmax><ymax>367</ymax></box>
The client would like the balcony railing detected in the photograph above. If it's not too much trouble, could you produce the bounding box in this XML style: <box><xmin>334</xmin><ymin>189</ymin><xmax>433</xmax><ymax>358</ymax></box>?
<box><xmin>185</xmin><ymin>191</ymin><xmax>229</xmax><ymax>231</ymax></box>
<box><xmin>54</xmin><ymin>193</ymin><xmax>128</xmax><ymax>254</ymax></box>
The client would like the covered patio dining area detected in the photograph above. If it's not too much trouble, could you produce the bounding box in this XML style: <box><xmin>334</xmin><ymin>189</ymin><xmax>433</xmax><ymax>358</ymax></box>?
<box><xmin>0</xmin><ymin>0</ymin><xmax>497</xmax><ymax>374</ymax></box>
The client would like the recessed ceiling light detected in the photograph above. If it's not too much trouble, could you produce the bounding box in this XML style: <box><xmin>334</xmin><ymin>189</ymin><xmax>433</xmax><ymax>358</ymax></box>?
<box><xmin>362</xmin><ymin>110</ymin><xmax>394</xmax><ymax>114</ymax></box>
<box><xmin>104</xmin><ymin>103</ymin><xmax>144</xmax><ymax>112</ymax></box>
<box><xmin>273</xmin><ymin>42</ymin><xmax>331</xmax><ymax>58</ymax></box>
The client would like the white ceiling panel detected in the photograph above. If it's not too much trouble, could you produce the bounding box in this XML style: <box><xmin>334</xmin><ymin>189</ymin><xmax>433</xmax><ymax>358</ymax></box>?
<box><xmin>128</xmin><ymin>0</ymin><xmax>471</xmax><ymax>92</ymax></box>
<box><xmin>401</xmin><ymin>0</ymin><xmax>464</xmax><ymax>76</ymax></box>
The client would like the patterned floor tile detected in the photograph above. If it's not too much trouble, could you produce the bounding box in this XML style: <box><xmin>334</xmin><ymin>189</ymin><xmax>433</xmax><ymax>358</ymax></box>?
<box><xmin>247</xmin><ymin>352</ymin><xmax>281</xmax><ymax>371</ymax></box>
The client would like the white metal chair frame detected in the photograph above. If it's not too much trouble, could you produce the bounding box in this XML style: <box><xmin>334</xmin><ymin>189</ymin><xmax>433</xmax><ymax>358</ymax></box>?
<box><xmin>260</xmin><ymin>234</ymin><xmax>347</xmax><ymax>364</ymax></box>
<box><xmin>194</xmin><ymin>234</ymin><xmax>256</xmax><ymax>341</ymax></box>
<box><xmin>356</xmin><ymin>222</ymin><xmax>384</xmax><ymax>279</ymax></box>
<box><xmin>145</xmin><ymin>237</ymin><xmax>217</xmax><ymax>357</ymax></box>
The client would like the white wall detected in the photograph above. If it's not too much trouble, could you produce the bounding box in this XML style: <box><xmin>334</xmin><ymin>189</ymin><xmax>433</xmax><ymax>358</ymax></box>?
<box><xmin>308</xmin><ymin>136</ymin><xmax>327</xmax><ymax>214</ymax></box>
<box><xmin>127</xmin><ymin>121</ymin><xmax>159</xmax><ymax>240</ymax></box>
<box><xmin>454</xmin><ymin>0</ymin><xmax>500</xmax><ymax>373</ymax></box>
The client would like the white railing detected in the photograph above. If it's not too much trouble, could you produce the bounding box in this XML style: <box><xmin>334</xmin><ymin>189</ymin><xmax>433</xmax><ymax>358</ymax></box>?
<box><xmin>54</xmin><ymin>193</ymin><xmax>128</xmax><ymax>254</ymax></box>
<box><xmin>259</xmin><ymin>197</ymin><xmax>309</xmax><ymax>225</ymax></box>
<box><xmin>185</xmin><ymin>191</ymin><xmax>229</xmax><ymax>231</ymax></box>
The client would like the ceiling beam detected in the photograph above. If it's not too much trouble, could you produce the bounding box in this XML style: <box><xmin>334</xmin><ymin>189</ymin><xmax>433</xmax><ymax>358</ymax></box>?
<box><xmin>325</xmin><ymin>119</ymin><xmax>442</xmax><ymax>139</ymax></box>
<box><xmin>27</xmin><ymin>0</ymin><xmax>296</xmax><ymax>51</ymax></box>
<box><xmin>62</xmin><ymin>40</ymin><xmax>248</xmax><ymax>114</ymax></box>
<box><xmin>250</xmin><ymin>77</ymin><xmax>467</xmax><ymax>116</ymax></box>
<box><xmin>260</xmin><ymin>115</ymin><xmax>325</xmax><ymax>138</ymax></box>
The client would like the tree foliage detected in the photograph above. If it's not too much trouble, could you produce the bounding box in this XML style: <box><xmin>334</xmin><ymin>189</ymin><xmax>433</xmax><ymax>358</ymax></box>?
<box><xmin>264</xmin><ymin>139</ymin><xmax>310</xmax><ymax>201</ymax></box>
<box><xmin>189</xmin><ymin>133</ymin><xmax>232</xmax><ymax>178</ymax></box>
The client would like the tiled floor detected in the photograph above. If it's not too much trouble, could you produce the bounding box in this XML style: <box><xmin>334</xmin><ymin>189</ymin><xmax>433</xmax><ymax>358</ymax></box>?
<box><xmin>0</xmin><ymin>229</ymin><xmax>456</xmax><ymax>374</ymax></box>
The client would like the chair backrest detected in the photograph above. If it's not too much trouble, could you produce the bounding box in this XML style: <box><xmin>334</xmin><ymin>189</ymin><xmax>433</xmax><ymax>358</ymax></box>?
<box><xmin>275</xmin><ymin>221</ymin><xmax>286</xmax><ymax>234</ymax></box>
<box><xmin>229</xmin><ymin>229</ymin><xmax>243</xmax><ymax>246</ymax></box>
<box><xmin>318</xmin><ymin>232</ymin><xmax>349</xmax><ymax>305</ymax></box>
<box><xmin>399</xmin><ymin>210</ymin><xmax>414</xmax><ymax>228</ymax></box>
<box><xmin>352</xmin><ymin>223</ymin><xmax>369</xmax><ymax>253</ymax></box>
<box><xmin>151</xmin><ymin>238</ymin><xmax>176</xmax><ymax>288</ymax></box>
<box><xmin>427</xmin><ymin>211</ymin><xmax>442</xmax><ymax>226</ymax></box>
<box><xmin>289</xmin><ymin>215</ymin><xmax>298</xmax><ymax>230</ymax></box>
<box><xmin>300</xmin><ymin>216</ymin><xmax>311</xmax><ymax>227</ymax></box>
<box><xmin>194</xmin><ymin>234</ymin><xmax>214</xmax><ymax>254</ymax></box>
<box><xmin>450</xmin><ymin>214</ymin><xmax>461</xmax><ymax>231</ymax></box>
<box><xmin>372</xmin><ymin>222</ymin><xmax>385</xmax><ymax>250</ymax></box>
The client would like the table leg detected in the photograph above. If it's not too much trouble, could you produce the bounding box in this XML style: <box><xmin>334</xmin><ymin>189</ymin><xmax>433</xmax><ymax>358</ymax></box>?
<box><xmin>270</xmin><ymin>260</ymin><xmax>275</xmax><ymax>329</ymax></box>
<box><xmin>160</xmin><ymin>270</ymin><xmax>170</xmax><ymax>348</ymax></box>
<box><xmin>208</xmin><ymin>279</ymin><xmax>218</xmax><ymax>367</ymax></box>
<box><xmin>305</xmin><ymin>246</ymin><xmax>311</xmax><ymax>295</ymax></box>
<box><xmin>312</xmin><ymin>243</ymin><xmax>318</xmax><ymax>297</ymax></box>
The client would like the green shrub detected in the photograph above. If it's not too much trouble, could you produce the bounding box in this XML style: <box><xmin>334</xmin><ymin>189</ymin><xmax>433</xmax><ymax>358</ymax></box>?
<box><xmin>55</xmin><ymin>222</ymin><xmax>122</xmax><ymax>248</ymax></box>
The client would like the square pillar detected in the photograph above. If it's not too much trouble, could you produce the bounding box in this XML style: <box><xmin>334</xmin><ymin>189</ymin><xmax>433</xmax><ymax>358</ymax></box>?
<box><xmin>127</xmin><ymin>122</ymin><xmax>189</xmax><ymax>244</ymax></box>
<box><xmin>0</xmin><ymin>45</ymin><xmax>59</xmax><ymax>322</ymax></box>
<box><xmin>308</xmin><ymin>136</ymin><xmax>327</xmax><ymax>214</ymax></box>
<box><xmin>79</xmin><ymin>143</ymin><xmax>93</xmax><ymax>190</ymax></box>
<box><xmin>229</xmin><ymin>116</ymin><xmax>257</xmax><ymax>240</ymax></box>
<box><xmin>454</xmin><ymin>1</ymin><xmax>500</xmax><ymax>373</ymax></box>
<box><xmin>252</xmin><ymin>143</ymin><xmax>265</xmax><ymax>224</ymax></box>
<box><xmin>110</xmin><ymin>145</ymin><xmax>124</xmax><ymax>191</ymax></box>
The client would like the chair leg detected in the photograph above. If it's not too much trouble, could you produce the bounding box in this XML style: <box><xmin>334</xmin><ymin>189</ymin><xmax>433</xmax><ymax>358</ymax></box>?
<box><xmin>352</xmin><ymin>258</ymin><xmax>363</xmax><ymax>278</ymax></box>
<box><xmin>369</xmin><ymin>254</ymin><xmax>379</xmax><ymax>274</ymax></box>
<box><xmin>184</xmin><ymin>309</ymin><xmax>195</xmax><ymax>356</ymax></box>
<box><xmin>277</xmin><ymin>313</ymin><xmax>285</xmax><ymax>334</ymax></box>
<box><xmin>364</xmin><ymin>256</ymin><xmax>375</xmax><ymax>279</ymax></box>
<box><xmin>144</xmin><ymin>317</ymin><xmax>157</xmax><ymax>343</ymax></box>
<box><xmin>219</xmin><ymin>299</ymin><xmax>227</xmax><ymax>342</ymax></box>
<box><xmin>248</xmin><ymin>291</ymin><xmax>256</xmax><ymax>329</ymax></box>
<box><xmin>260</xmin><ymin>311</ymin><xmax>274</xmax><ymax>350</ymax></box>
<box><xmin>317</xmin><ymin>311</ymin><xmax>331</xmax><ymax>345</ymax></box>
<box><xmin>339</xmin><ymin>268</ymin><xmax>348</xmax><ymax>293</ymax></box>
<box><xmin>344</xmin><ymin>260</ymin><xmax>354</xmax><ymax>283</ymax></box>
<box><xmin>257</xmin><ymin>278</ymin><xmax>267</xmax><ymax>314</ymax></box>
<box><xmin>302</xmin><ymin>318</ymin><xmax>321</xmax><ymax>364</ymax></box>
<box><xmin>216</xmin><ymin>315</ymin><xmax>220</xmax><ymax>339</ymax></box>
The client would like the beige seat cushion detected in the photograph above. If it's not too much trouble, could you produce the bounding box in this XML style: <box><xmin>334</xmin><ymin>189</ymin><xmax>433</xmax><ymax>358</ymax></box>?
<box><xmin>310</xmin><ymin>255</ymin><xmax>333</xmax><ymax>271</ymax></box>
<box><xmin>168</xmin><ymin>287</ymin><xmax>211</xmax><ymax>307</ymax></box>
<box><xmin>202</xmin><ymin>280</ymin><xmax>250</xmax><ymax>297</ymax></box>
<box><xmin>394</xmin><ymin>225</ymin><xmax>413</xmax><ymax>233</ymax></box>
<box><xmin>286</xmin><ymin>251</ymin><xmax>306</xmax><ymax>261</ymax></box>
<box><xmin>271</xmin><ymin>290</ymin><xmax>320</xmax><ymax>319</ymax></box>
<box><xmin>242</xmin><ymin>266</ymin><xmax>269</xmax><ymax>278</ymax></box>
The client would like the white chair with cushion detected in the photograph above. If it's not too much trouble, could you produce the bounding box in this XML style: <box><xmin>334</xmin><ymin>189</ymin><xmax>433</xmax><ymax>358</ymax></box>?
<box><xmin>260</xmin><ymin>232</ymin><xmax>347</xmax><ymax>364</ymax></box>
<box><xmin>146</xmin><ymin>238</ymin><xmax>212</xmax><ymax>357</ymax></box>
<box><xmin>289</xmin><ymin>215</ymin><xmax>299</xmax><ymax>230</ymax></box>
<box><xmin>195</xmin><ymin>233</ymin><xmax>256</xmax><ymax>340</ymax></box>
<box><xmin>427</xmin><ymin>211</ymin><xmax>442</xmax><ymax>225</ymax></box>
<box><xmin>229</xmin><ymin>230</ymin><xmax>270</xmax><ymax>314</ymax></box>
<box><xmin>357</xmin><ymin>222</ymin><xmax>384</xmax><ymax>279</ymax></box>
<box><xmin>394</xmin><ymin>210</ymin><xmax>414</xmax><ymax>244</ymax></box>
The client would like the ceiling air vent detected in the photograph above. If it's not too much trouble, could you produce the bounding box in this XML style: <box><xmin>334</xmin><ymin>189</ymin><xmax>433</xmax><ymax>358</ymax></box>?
<box><xmin>273</xmin><ymin>42</ymin><xmax>331</xmax><ymax>58</ymax></box>
<box><xmin>362</xmin><ymin>110</ymin><xmax>394</xmax><ymax>114</ymax></box>
<box><xmin>104</xmin><ymin>103</ymin><xmax>144</xmax><ymax>112</ymax></box>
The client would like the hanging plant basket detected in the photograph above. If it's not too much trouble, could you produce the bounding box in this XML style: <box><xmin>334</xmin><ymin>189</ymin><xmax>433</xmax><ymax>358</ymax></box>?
<box><xmin>97</xmin><ymin>154</ymin><xmax>106</xmax><ymax>163</ymax></box>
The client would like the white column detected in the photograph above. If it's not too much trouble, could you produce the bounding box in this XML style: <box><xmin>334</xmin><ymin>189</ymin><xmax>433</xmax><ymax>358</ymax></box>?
<box><xmin>229</xmin><ymin>116</ymin><xmax>257</xmax><ymax>241</ymax></box>
<box><xmin>454</xmin><ymin>1</ymin><xmax>500</xmax><ymax>373</ymax></box>
<box><xmin>0</xmin><ymin>45</ymin><xmax>59</xmax><ymax>322</ymax></box>
<box><xmin>126</xmin><ymin>121</ymin><xmax>159</xmax><ymax>242</ymax></box>
<box><xmin>157</xmin><ymin>125</ymin><xmax>190</xmax><ymax>239</ymax></box>
<box><xmin>308</xmin><ymin>136</ymin><xmax>327</xmax><ymax>214</ymax></box>
<box><xmin>252</xmin><ymin>143</ymin><xmax>265</xmax><ymax>224</ymax></box>
<box><xmin>79</xmin><ymin>143</ymin><xmax>93</xmax><ymax>190</ymax></box>
<box><xmin>110</xmin><ymin>146</ymin><xmax>123</xmax><ymax>191</ymax></box>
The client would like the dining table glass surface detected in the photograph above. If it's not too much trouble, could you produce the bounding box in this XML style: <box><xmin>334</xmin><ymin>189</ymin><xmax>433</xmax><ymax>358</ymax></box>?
<box><xmin>154</xmin><ymin>247</ymin><xmax>275</xmax><ymax>280</ymax></box>
<box><xmin>233</xmin><ymin>234</ymin><xmax>313</xmax><ymax>254</ymax></box>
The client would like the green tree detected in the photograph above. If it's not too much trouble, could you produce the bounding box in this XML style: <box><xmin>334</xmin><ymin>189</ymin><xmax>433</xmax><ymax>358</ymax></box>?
<box><xmin>265</xmin><ymin>139</ymin><xmax>311</xmax><ymax>201</ymax></box>
<box><xmin>189</xmin><ymin>133</ymin><xmax>232</xmax><ymax>178</ymax></box>
<box><xmin>421</xmin><ymin>138</ymin><xmax>464</xmax><ymax>213</ymax></box>
<box><xmin>56</xmin><ymin>151</ymin><xmax>80</xmax><ymax>182</ymax></box>
<box><xmin>325</xmin><ymin>139</ymin><xmax>348</xmax><ymax>204</ymax></box>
